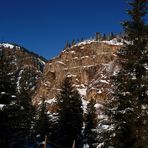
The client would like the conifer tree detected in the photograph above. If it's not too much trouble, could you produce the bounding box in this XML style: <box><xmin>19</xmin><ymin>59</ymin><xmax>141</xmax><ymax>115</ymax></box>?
<box><xmin>102</xmin><ymin>33</ymin><xmax>107</xmax><ymax>40</ymax></box>
<box><xmin>106</xmin><ymin>0</ymin><xmax>148</xmax><ymax>147</ymax></box>
<box><xmin>0</xmin><ymin>49</ymin><xmax>18</xmax><ymax>147</ymax></box>
<box><xmin>84</xmin><ymin>99</ymin><xmax>98</xmax><ymax>148</ymax></box>
<box><xmin>55</xmin><ymin>77</ymin><xmax>83</xmax><ymax>148</ymax></box>
<box><xmin>34</xmin><ymin>98</ymin><xmax>51</xmax><ymax>141</ymax></box>
<box><xmin>95</xmin><ymin>32</ymin><xmax>101</xmax><ymax>41</ymax></box>
<box><xmin>0</xmin><ymin>49</ymin><xmax>35</xmax><ymax>147</ymax></box>
<box><xmin>72</xmin><ymin>39</ymin><xmax>76</xmax><ymax>46</ymax></box>
<box><xmin>18</xmin><ymin>88</ymin><xmax>35</xmax><ymax>137</ymax></box>
<box><xmin>81</xmin><ymin>37</ymin><xmax>84</xmax><ymax>42</ymax></box>
<box><xmin>65</xmin><ymin>41</ymin><xmax>71</xmax><ymax>48</ymax></box>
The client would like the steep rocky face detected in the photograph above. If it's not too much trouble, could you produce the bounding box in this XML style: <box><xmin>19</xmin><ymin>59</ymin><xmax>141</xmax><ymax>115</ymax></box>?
<box><xmin>33</xmin><ymin>39</ymin><xmax>122</xmax><ymax>110</ymax></box>
<box><xmin>0</xmin><ymin>43</ymin><xmax>47</xmax><ymax>95</ymax></box>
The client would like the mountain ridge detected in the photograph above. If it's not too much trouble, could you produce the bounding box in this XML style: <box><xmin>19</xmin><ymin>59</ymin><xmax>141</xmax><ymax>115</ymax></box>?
<box><xmin>0</xmin><ymin>38</ymin><xmax>122</xmax><ymax>111</ymax></box>
<box><xmin>0</xmin><ymin>42</ymin><xmax>47</xmax><ymax>95</ymax></box>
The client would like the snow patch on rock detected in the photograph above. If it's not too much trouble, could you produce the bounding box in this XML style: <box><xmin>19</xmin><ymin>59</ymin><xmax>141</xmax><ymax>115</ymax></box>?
<box><xmin>77</xmin><ymin>88</ymin><xmax>87</xmax><ymax>96</ymax></box>
<box><xmin>0</xmin><ymin>43</ymin><xmax>15</xmax><ymax>49</ymax></box>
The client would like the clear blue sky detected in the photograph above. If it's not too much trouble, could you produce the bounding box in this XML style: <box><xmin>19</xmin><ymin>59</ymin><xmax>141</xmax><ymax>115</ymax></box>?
<box><xmin>0</xmin><ymin>0</ymin><xmax>129</xmax><ymax>59</ymax></box>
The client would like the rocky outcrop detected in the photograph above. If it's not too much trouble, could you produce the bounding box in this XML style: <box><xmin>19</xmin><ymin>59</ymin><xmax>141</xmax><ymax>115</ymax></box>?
<box><xmin>33</xmin><ymin>39</ymin><xmax>122</xmax><ymax>110</ymax></box>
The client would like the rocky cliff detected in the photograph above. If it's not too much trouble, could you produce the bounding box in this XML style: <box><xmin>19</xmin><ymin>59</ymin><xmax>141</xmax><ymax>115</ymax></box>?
<box><xmin>33</xmin><ymin>39</ymin><xmax>122</xmax><ymax>111</ymax></box>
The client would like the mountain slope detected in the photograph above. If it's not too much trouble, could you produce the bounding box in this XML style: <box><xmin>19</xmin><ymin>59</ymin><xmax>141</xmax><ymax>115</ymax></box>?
<box><xmin>0</xmin><ymin>43</ymin><xmax>47</xmax><ymax>95</ymax></box>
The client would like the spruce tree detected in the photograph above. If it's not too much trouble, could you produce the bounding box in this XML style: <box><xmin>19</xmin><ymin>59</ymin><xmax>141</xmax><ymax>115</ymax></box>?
<box><xmin>0</xmin><ymin>49</ymin><xmax>35</xmax><ymax>147</ymax></box>
<box><xmin>55</xmin><ymin>77</ymin><xmax>83</xmax><ymax>148</ymax></box>
<box><xmin>65</xmin><ymin>41</ymin><xmax>70</xmax><ymax>48</ymax></box>
<box><xmin>0</xmin><ymin>48</ymin><xmax>18</xmax><ymax>147</ymax></box>
<box><xmin>34</xmin><ymin>98</ymin><xmax>51</xmax><ymax>141</ymax></box>
<box><xmin>18</xmin><ymin>88</ymin><xmax>35</xmax><ymax>139</ymax></box>
<box><xmin>72</xmin><ymin>39</ymin><xmax>76</xmax><ymax>46</ymax></box>
<box><xmin>102</xmin><ymin>33</ymin><xmax>107</xmax><ymax>40</ymax></box>
<box><xmin>84</xmin><ymin>99</ymin><xmax>98</xmax><ymax>148</ymax></box>
<box><xmin>95</xmin><ymin>32</ymin><xmax>101</xmax><ymax>41</ymax></box>
<box><xmin>106</xmin><ymin>0</ymin><xmax>148</xmax><ymax>147</ymax></box>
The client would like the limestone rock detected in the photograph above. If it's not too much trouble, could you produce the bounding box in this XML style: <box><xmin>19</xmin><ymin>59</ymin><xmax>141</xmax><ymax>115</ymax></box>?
<box><xmin>33</xmin><ymin>39</ymin><xmax>122</xmax><ymax>110</ymax></box>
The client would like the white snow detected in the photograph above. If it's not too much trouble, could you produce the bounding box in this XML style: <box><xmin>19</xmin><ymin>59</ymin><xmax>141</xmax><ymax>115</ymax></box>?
<box><xmin>97</xmin><ymin>90</ymin><xmax>102</xmax><ymax>94</ymax></box>
<box><xmin>97</xmin><ymin>142</ymin><xmax>104</xmax><ymax>148</ymax></box>
<box><xmin>0</xmin><ymin>43</ymin><xmax>14</xmax><ymax>49</ymax></box>
<box><xmin>143</xmin><ymin>64</ymin><xmax>148</xmax><ymax>70</ymax></box>
<box><xmin>80</xmin><ymin>46</ymin><xmax>85</xmax><ymax>49</ymax></box>
<box><xmin>1</xmin><ymin>92</ymin><xmax>6</xmax><ymax>95</ymax></box>
<box><xmin>17</xmin><ymin>70</ymin><xmax>23</xmax><ymax>92</ymax></box>
<box><xmin>73</xmin><ymin>57</ymin><xmax>78</xmax><ymax>59</ymax></box>
<box><xmin>56</xmin><ymin>61</ymin><xmax>65</xmax><ymax>65</ymax></box>
<box><xmin>75</xmin><ymin>39</ymin><xmax>96</xmax><ymax>47</ymax></box>
<box><xmin>102</xmin><ymin>38</ymin><xmax>123</xmax><ymax>46</ymax></box>
<box><xmin>37</xmin><ymin>58</ymin><xmax>45</xmax><ymax>65</ymax></box>
<box><xmin>63</xmin><ymin>38</ymin><xmax>123</xmax><ymax>55</ymax></box>
<box><xmin>81</xmin><ymin>56</ymin><xmax>89</xmax><ymax>59</ymax></box>
<box><xmin>104</xmin><ymin>61</ymin><xmax>116</xmax><ymax>73</ymax></box>
<box><xmin>77</xmin><ymin>88</ymin><xmax>87</xmax><ymax>96</ymax></box>
<box><xmin>36</xmin><ymin>134</ymin><xmax>40</xmax><ymax>138</ymax></box>
<box><xmin>11</xmin><ymin>95</ymin><xmax>16</xmax><ymax>98</ymax></box>
<box><xmin>100</xmin><ymin>80</ymin><xmax>109</xmax><ymax>84</ymax></box>
<box><xmin>45</xmin><ymin>98</ymin><xmax>56</xmax><ymax>104</ymax></box>
<box><xmin>120</xmin><ymin>107</ymin><xmax>134</xmax><ymax>114</ymax></box>
<box><xmin>83</xmin><ymin>65</ymin><xmax>95</xmax><ymax>68</ymax></box>
<box><xmin>132</xmin><ymin>75</ymin><xmax>136</xmax><ymax>80</ymax></box>
<box><xmin>81</xmin><ymin>98</ymin><xmax>89</xmax><ymax>113</ymax></box>
<box><xmin>141</xmin><ymin>105</ymin><xmax>147</xmax><ymax>110</ymax></box>
<box><xmin>0</xmin><ymin>104</ymin><xmax>5</xmax><ymax>110</ymax></box>
<box><xmin>98</xmin><ymin>114</ymin><xmax>108</xmax><ymax>120</ymax></box>
<box><xmin>83</xmin><ymin>144</ymin><xmax>89</xmax><ymax>148</ymax></box>
<box><xmin>101</xmin><ymin>124</ymin><xmax>110</xmax><ymax>130</ymax></box>
<box><xmin>70</xmin><ymin>50</ymin><xmax>75</xmax><ymax>54</ymax></box>
<box><xmin>94</xmin><ymin>103</ymin><xmax>104</xmax><ymax>109</ymax></box>
<box><xmin>74</xmin><ymin>38</ymin><xmax>123</xmax><ymax>47</ymax></box>
<box><xmin>67</xmin><ymin>74</ymin><xmax>77</xmax><ymax>78</ymax></box>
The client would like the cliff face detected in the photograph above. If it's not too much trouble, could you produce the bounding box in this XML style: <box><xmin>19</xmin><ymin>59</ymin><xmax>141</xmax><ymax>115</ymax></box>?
<box><xmin>0</xmin><ymin>43</ymin><xmax>47</xmax><ymax>95</ymax></box>
<box><xmin>33</xmin><ymin>39</ymin><xmax>122</xmax><ymax>110</ymax></box>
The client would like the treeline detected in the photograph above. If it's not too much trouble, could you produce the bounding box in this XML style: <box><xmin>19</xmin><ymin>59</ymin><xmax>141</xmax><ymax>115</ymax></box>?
<box><xmin>64</xmin><ymin>32</ymin><xmax>123</xmax><ymax>49</ymax></box>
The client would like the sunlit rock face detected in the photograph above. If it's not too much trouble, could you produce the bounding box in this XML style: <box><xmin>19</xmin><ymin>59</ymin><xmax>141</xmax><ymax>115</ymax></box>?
<box><xmin>33</xmin><ymin>39</ymin><xmax>122</xmax><ymax>111</ymax></box>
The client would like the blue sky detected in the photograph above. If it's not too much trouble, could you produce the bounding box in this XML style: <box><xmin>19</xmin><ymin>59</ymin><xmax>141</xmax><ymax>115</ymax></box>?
<box><xmin>0</xmin><ymin>0</ymin><xmax>129</xmax><ymax>59</ymax></box>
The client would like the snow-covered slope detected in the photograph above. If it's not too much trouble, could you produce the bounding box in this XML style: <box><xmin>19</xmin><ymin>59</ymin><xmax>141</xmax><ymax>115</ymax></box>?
<box><xmin>0</xmin><ymin>43</ymin><xmax>16</xmax><ymax>49</ymax></box>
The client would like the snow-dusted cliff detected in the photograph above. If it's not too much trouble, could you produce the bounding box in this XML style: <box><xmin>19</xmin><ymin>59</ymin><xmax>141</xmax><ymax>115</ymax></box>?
<box><xmin>33</xmin><ymin>39</ymin><xmax>122</xmax><ymax>111</ymax></box>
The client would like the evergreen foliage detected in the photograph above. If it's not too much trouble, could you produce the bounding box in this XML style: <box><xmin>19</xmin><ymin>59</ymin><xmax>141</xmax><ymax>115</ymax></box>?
<box><xmin>84</xmin><ymin>99</ymin><xmax>98</xmax><ymax>148</ymax></box>
<box><xmin>95</xmin><ymin>32</ymin><xmax>100</xmax><ymax>41</ymax></box>
<box><xmin>55</xmin><ymin>77</ymin><xmax>83</xmax><ymax>148</ymax></box>
<box><xmin>105</xmin><ymin>0</ymin><xmax>148</xmax><ymax>147</ymax></box>
<box><xmin>102</xmin><ymin>33</ymin><xmax>107</xmax><ymax>40</ymax></box>
<box><xmin>34</xmin><ymin>98</ymin><xmax>51</xmax><ymax>141</ymax></box>
<box><xmin>18</xmin><ymin>88</ymin><xmax>35</xmax><ymax>136</ymax></box>
<box><xmin>19</xmin><ymin>69</ymin><xmax>37</xmax><ymax>94</ymax></box>
<box><xmin>0</xmin><ymin>49</ymin><xmax>18</xmax><ymax>147</ymax></box>
<box><xmin>65</xmin><ymin>41</ymin><xmax>71</xmax><ymax>48</ymax></box>
<box><xmin>72</xmin><ymin>39</ymin><xmax>76</xmax><ymax>46</ymax></box>
<box><xmin>0</xmin><ymin>49</ymin><xmax>35</xmax><ymax>147</ymax></box>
